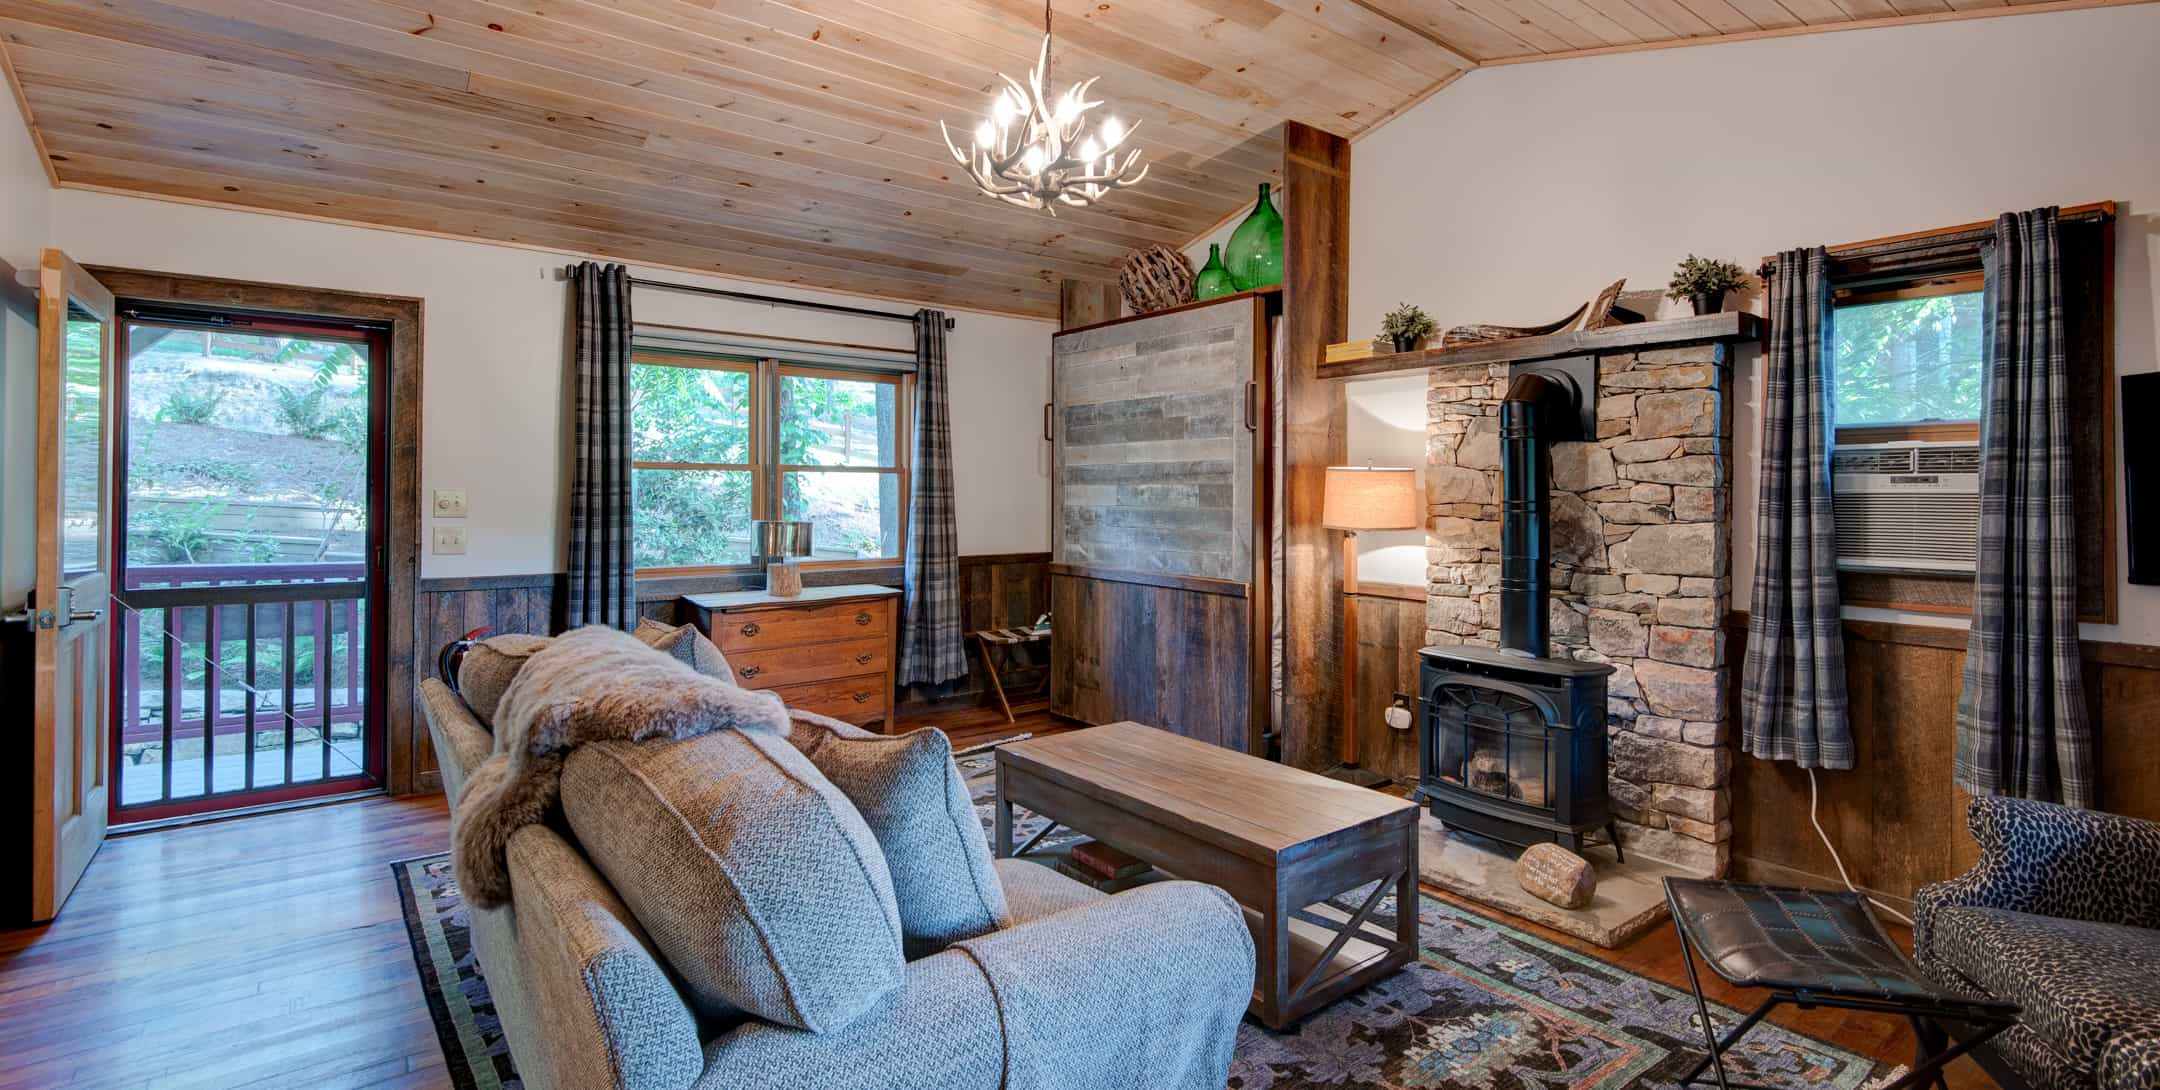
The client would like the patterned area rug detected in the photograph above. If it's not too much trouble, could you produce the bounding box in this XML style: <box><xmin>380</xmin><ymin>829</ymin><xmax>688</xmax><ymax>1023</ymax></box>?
<box><xmin>394</xmin><ymin>746</ymin><xmax>1904</xmax><ymax>1090</ymax></box>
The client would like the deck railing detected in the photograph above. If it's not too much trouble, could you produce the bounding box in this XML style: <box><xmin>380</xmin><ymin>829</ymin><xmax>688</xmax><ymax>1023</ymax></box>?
<box><xmin>118</xmin><ymin>561</ymin><xmax>370</xmax><ymax>805</ymax></box>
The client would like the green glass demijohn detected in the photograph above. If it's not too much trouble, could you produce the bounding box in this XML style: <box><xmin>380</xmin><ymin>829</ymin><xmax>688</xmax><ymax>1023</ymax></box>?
<box><xmin>1192</xmin><ymin>243</ymin><xmax>1236</xmax><ymax>301</ymax></box>
<box><xmin>1224</xmin><ymin>182</ymin><xmax>1284</xmax><ymax>291</ymax></box>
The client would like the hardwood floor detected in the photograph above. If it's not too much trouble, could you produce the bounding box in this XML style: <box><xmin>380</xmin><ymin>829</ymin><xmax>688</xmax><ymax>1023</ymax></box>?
<box><xmin>2</xmin><ymin>705</ymin><xmax>1985</xmax><ymax>1090</ymax></box>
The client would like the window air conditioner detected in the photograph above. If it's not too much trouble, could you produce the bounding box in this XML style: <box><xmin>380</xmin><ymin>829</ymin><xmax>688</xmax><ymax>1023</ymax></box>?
<box><xmin>1830</xmin><ymin>440</ymin><xmax>1982</xmax><ymax>573</ymax></box>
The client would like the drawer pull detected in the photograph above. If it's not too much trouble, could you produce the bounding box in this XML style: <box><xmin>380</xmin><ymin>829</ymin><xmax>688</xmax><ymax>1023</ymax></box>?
<box><xmin>739</xmin><ymin>622</ymin><xmax>761</xmax><ymax>637</ymax></box>
<box><xmin>739</xmin><ymin>665</ymin><xmax>763</xmax><ymax>679</ymax></box>
<box><xmin>852</xmin><ymin>691</ymin><xmax>871</xmax><ymax>704</ymax></box>
<box><xmin>854</xmin><ymin>653</ymin><xmax>873</xmax><ymax>665</ymax></box>
<box><xmin>854</xmin><ymin>611</ymin><xmax>872</xmax><ymax>626</ymax></box>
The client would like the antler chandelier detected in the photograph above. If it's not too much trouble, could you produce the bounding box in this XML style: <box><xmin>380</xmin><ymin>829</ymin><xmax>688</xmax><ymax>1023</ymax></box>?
<box><xmin>940</xmin><ymin>0</ymin><xmax>1147</xmax><ymax>213</ymax></box>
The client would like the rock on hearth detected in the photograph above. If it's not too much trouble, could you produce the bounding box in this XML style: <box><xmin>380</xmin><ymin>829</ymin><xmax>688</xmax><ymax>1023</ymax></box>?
<box><xmin>1609</xmin><ymin>523</ymin><xmax>1718</xmax><ymax>576</ymax></box>
<box><xmin>1516</xmin><ymin>842</ymin><xmax>1597</xmax><ymax>909</ymax></box>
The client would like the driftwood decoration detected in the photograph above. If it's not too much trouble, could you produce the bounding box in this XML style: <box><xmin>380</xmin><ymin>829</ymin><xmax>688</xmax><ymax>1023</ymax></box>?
<box><xmin>1117</xmin><ymin>244</ymin><xmax>1196</xmax><ymax>314</ymax></box>
<box><xmin>1442</xmin><ymin>279</ymin><xmax>1633</xmax><ymax>348</ymax></box>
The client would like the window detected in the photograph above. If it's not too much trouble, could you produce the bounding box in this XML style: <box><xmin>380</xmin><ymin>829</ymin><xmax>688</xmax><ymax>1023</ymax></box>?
<box><xmin>1830</xmin><ymin>273</ymin><xmax>1984</xmax><ymax>440</ymax></box>
<box><xmin>631</xmin><ymin>351</ymin><xmax>909</xmax><ymax>572</ymax></box>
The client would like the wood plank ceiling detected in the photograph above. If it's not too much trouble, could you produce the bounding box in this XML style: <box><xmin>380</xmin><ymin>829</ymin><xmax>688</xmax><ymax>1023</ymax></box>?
<box><xmin>0</xmin><ymin>0</ymin><xmax>2132</xmax><ymax>318</ymax></box>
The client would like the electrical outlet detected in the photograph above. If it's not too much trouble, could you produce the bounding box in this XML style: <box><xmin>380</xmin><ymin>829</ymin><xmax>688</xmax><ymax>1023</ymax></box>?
<box><xmin>432</xmin><ymin>526</ymin><xmax>468</xmax><ymax>555</ymax></box>
<box><xmin>432</xmin><ymin>489</ymin><xmax>468</xmax><ymax>518</ymax></box>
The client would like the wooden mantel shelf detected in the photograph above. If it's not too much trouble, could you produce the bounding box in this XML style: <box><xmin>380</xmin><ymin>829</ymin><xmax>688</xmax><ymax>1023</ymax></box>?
<box><xmin>1319</xmin><ymin>311</ymin><xmax>1765</xmax><ymax>381</ymax></box>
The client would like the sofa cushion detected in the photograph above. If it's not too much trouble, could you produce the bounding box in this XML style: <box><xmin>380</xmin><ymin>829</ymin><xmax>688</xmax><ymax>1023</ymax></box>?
<box><xmin>635</xmin><ymin>619</ymin><xmax>735</xmax><ymax>685</ymax></box>
<box><xmin>1932</xmin><ymin>906</ymin><xmax>2160</xmax><ymax>1079</ymax></box>
<box><xmin>560</xmin><ymin>728</ymin><xmax>906</xmax><ymax>1033</ymax></box>
<box><xmin>788</xmin><ymin>711</ymin><xmax>1009</xmax><ymax>956</ymax></box>
<box><xmin>457</xmin><ymin>633</ymin><xmax>551</xmax><ymax>728</ymax></box>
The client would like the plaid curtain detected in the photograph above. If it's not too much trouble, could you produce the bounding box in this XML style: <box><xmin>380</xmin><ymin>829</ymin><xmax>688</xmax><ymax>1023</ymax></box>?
<box><xmin>898</xmin><ymin>310</ymin><xmax>965</xmax><ymax>684</ymax></box>
<box><xmin>1955</xmin><ymin>208</ymin><xmax>2093</xmax><ymax>808</ymax></box>
<box><xmin>566</xmin><ymin>262</ymin><xmax>636</xmax><ymax>630</ymax></box>
<box><xmin>1741</xmin><ymin>247</ymin><xmax>1853</xmax><ymax>769</ymax></box>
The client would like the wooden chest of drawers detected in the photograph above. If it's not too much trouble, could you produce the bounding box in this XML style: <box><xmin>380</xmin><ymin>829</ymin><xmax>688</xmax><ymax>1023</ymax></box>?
<box><xmin>681</xmin><ymin>584</ymin><xmax>901</xmax><ymax>732</ymax></box>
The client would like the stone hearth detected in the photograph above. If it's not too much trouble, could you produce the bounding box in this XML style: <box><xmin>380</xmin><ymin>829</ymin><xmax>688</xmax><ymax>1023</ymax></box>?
<box><xmin>1425</xmin><ymin>344</ymin><xmax>1733</xmax><ymax>876</ymax></box>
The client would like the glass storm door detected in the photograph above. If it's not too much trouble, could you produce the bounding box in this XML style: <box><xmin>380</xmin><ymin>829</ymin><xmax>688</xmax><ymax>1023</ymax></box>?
<box><xmin>109</xmin><ymin>305</ymin><xmax>388</xmax><ymax>823</ymax></box>
<box><xmin>27</xmin><ymin>250</ymin><xmax>116</xmax><ymax>922</ymax></box>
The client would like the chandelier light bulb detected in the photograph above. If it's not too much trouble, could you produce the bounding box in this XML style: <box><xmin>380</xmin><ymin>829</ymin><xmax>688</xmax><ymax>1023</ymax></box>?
<box><xmin>937</xmin><ymin>2</ymin><xmax>1149</xmax><ymax>213</ymax></box>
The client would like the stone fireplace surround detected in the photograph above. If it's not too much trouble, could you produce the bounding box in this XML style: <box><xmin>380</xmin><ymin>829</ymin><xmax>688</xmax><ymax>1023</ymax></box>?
<box><xmin>1424</xmin><ymin>343</ymin><xmax>1734</xmax><ymax>875</ymax></box>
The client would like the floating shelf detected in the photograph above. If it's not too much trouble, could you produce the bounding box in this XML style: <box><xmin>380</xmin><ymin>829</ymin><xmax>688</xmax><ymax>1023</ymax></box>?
<box><xmin>1318</xmin><ymin>311</ymin><xmax>1765</xmax><ymax>381</ymax></box>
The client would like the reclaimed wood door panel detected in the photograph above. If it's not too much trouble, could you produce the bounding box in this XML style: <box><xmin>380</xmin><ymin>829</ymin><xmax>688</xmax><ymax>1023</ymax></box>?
<box><xmin>1050</xmin><ymin>569</ymin><xmax>1251</xmax><ymax>752</ymax></box>
<box><xmin>1053</xmin><ymin>297</ymin><xmax>1261</xmax><ymax>581</ymax></box>
<box><xmin>1050</xmin><ymin>295</ymin><xmax>1267</xmax><ymax>751</ymax></box>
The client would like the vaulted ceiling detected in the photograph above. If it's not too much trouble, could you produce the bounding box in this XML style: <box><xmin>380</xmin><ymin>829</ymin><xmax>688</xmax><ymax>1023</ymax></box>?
<box><xmin>0</xmin><ymin>0</ymin><xmax>2125</xmax><ymax>318</ymax></box>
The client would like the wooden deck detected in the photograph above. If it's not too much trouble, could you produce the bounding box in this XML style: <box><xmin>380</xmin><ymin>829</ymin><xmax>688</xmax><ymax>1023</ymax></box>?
<box><xmin>0</xmin><ymin>704</ymin><xmax>1978</xmax><ymax>1090</ymax></box>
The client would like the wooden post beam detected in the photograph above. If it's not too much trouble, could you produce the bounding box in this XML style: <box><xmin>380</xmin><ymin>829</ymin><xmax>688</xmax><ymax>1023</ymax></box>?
<box><xmin>1280</xmin><ymin>123</ymin><xmax>1351</xmax><ymax>772</ymax></box>
<box><xmin>1059</xmin><ymin>279</ymin><xmax>1119</xmax><ymax>331</ymax></box>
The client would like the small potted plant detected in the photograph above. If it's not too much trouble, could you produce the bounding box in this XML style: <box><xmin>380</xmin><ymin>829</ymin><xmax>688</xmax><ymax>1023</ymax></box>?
<box><xmin>1667</xmin><ymin>255</ymin><xmax>1751</xmax><ymax>315</ymax></box>
<box><xmin>1380</xmin><ymin>302</ymin><xmax>1435</xmax><ymax>353</ymax></box>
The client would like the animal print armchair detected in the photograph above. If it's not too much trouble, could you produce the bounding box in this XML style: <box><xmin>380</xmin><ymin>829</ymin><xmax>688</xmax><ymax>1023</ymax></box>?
<box><xmin>1913</xmin><ymin>797</ymin><xmax>2160</xmax><ymax>1090</ymax></box>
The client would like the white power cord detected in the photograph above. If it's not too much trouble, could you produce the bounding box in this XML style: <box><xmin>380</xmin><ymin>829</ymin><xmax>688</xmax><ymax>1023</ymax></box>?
<box><xmin>1808</xmin><ymin>768</ymin><xmax>1914</xmax><ymax>927</ymax></box>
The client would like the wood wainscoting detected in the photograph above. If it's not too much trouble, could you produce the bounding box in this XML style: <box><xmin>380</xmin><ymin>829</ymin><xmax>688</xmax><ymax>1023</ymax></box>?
<box><xmin>1344</xmin><ymin>582</ymin><xmax>1429</xmax><ymax>784</ymax></box>
<box><xmin>410</xmin><ymin>553</ymin><xmax>1050</xmax><ymax>789</ymax></box>
<box><xmin>1729</xmin><ymin>614</ymin><xmax>2160</xmax><ymax>906</ymax></box>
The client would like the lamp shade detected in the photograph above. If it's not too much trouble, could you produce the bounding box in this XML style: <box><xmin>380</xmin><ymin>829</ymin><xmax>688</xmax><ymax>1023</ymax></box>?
<box><xmin>1321</xmin><ymin>466</ymin><xmax>1420</xmax><ymax>531</ymax></box>
<box><xmin>751</xmin><ymin>520</ymin><xmax>813</xmax><ymax>559</ymax></box>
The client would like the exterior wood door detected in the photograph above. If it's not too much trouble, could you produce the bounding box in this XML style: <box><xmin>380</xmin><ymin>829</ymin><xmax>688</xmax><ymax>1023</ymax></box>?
<box><xmin>30</xmin><ymin>250</ymin><xmax>116</xmax><ymax>922</ymax></box>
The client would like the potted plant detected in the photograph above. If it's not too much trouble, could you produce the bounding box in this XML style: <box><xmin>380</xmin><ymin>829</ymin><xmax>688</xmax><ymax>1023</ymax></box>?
<box><xmin>1380</xmin><ymin>302</ymin><xmax>1435</xmax><ymax>353</ymax></box>
<box><xmin>1667</xmin><ymin>255</ymin><xmax>1750</xmax><ymax>315</ymax></box>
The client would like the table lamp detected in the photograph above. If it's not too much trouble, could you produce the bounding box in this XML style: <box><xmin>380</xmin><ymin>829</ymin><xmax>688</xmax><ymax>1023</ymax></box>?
<box><xmin>752</xmin><ymin>520</ymin><xmax>813</xmax><ymax>596</ymax></box>
<box><xmin>1321</xmin><ymin>466</ymin><xmax>1420</xmax><ymax>787</ymax></box>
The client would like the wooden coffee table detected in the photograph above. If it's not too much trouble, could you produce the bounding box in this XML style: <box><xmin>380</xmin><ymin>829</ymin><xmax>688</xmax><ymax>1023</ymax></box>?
<box><xmin>993</xmin><ymin>721</ymin><xmax>1421</xmax><ymax>1029</ymax></box>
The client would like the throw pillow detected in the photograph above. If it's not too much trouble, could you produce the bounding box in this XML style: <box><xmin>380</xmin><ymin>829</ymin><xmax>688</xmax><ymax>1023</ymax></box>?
<box><xmin>635</xmin><ymin>619</ymin><xmax>736</xmax><ymax>685</ymax></box>
<box><xmin>456</xmin><ymin>633</ymin><xmax>552</xmax><ymax>728</ymax></box>
<box><xmin>788</xmin><ymin>710</ymin><xmax>1010</xmax><ymax>957</ymax></box>
<box><xmin>560</xmin><ymin>727</ymin><xmax>906</xmax><ymax>1032</ymax></box>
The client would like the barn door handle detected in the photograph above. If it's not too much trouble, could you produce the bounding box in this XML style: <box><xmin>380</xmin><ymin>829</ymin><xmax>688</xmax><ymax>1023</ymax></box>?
<box><xmin>739</xmin><ymin>622</ymin><xmax>761</xmax><ymax>637</ymax></box>
<box><xmin>854</xmin><ymin>611</ymin><xmax>872</xmax><ymax>626</ymax></box>
<box><xmin>739</xmin><ymin>665</ymin><xmax>763</xmax><ymax>679</ymax></box>
<box><xmin>1244</xmin><ymin>381</ymin><xmax>1257</xmax><ymax>431</ymax></box>
<box><xmin>1042</xmin><ymin>403</ymin><xmax>1054</xmax><ymax>442</ymax></box>
<box><xmin>854</xmin><ymin>653</ymin><xmax>873</xmax><ymax>665</ymax></box>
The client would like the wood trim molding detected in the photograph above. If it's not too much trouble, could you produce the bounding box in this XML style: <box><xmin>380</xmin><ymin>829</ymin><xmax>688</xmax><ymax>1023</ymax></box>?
<box><xmin>1733</xmin><ymin>609</ymin><xmax>2159</xmax><ymax>663</ymax></box>
<box><xmin>1348</xmin><ymin>581</ymin><xmax>1426</xmax><ymax>602</ymax></box>
<box><xmin>1048</xmin><ymin>563</ymin><xmax>1249</xmax><ymax>598</ymax></box>
<box><xmin>1053</xmin><ymin>285</ymin><xmax>1282</xmax><ymax>339</ymax></box>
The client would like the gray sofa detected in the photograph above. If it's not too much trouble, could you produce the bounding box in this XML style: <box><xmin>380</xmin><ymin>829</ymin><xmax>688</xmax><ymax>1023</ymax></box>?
<box><xmin>419</xmin><ymin>676</ymin><xmax>1257</xmax><ymax>1090</ymax></box>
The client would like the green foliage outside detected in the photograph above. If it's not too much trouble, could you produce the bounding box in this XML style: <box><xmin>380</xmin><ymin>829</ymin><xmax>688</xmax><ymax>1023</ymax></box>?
<box><xmin>1830</xmin><ymin>292</ymin><xmax>1985</xmax><ymax>427</ymax></box>
<box><xmin>632</xmin><ymin>363</ymin><xmax>899</xmax><ymax>567</ymax></box>
<box><xmin>157</xmin><ymin>385</ymin><xmax>228</xmax><ymax>424</ymax></box>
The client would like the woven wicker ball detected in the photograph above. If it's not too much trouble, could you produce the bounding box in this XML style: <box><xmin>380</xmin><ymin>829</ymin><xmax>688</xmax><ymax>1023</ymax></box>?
<box><xmin>1118</xmin><ymin>244</ymin><xmax>1196</xmax><ymax>314</ymax></box>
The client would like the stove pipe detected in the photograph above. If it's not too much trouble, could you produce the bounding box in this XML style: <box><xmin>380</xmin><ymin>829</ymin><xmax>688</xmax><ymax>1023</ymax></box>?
<box><xmin>1498</xmin><ymin>371</ymin><xmax>1580</xmax><ymax>658</ymax></box>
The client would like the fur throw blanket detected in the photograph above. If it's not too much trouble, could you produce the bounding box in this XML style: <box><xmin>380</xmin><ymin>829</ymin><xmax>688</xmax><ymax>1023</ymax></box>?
<box><xmin>452</xmin><ymin>625</ymin><xmax>788</xmax><ymax>909</ymax></box>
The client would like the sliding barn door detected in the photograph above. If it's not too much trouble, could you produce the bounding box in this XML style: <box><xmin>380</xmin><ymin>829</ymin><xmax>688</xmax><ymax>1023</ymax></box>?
<box><xmin>1049</xmin><ymin>295</ymin><xmax>1268</xmax><ymax>752</ymax></box>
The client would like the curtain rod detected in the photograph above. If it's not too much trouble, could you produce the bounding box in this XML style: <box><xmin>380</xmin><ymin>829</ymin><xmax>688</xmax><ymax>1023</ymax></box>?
<box><xmin>554</xmin><ymin>267</ymin><xmax>954</xmax><ymax>330</ymax></box>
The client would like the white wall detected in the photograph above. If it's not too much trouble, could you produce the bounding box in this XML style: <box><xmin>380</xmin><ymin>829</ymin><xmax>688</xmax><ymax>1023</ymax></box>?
<box><xmin>1345</xmin><ymin>4</ymin><xmax>2160</xmax><ymax>643</ymax></box>
<box><xmin>37</xmin><ymin>191</ymin><xmax>1055</xmax><ymax>578</ymax></box>
<box><xmin>0</xmin><ymin>94</ymin><xmax>51</xmax><ymax>607</ymax></box>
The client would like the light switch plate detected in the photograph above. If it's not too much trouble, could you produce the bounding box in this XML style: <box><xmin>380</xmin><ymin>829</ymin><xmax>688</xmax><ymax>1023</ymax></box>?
<box><xmin>432</xmin><ymin>526</ymin><xmax>468</xmax><ymax>555</ymax></box>
<box><xmin>432</xmin><ymin>489</ymin><xmax>468</xmax><ymax>518</ymax></box>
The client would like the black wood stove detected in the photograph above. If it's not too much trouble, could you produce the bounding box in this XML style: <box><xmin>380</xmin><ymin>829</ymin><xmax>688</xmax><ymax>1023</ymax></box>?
<box><xmin>1416</xmin><ymin>357</ymin><xmax>1623</xmax><ymax>858</ymax></box>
